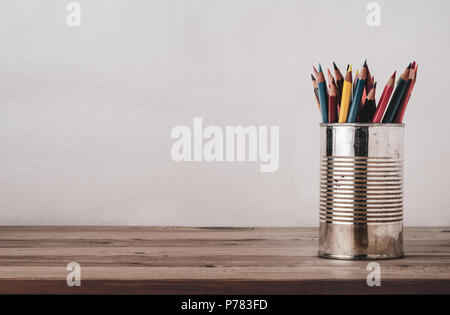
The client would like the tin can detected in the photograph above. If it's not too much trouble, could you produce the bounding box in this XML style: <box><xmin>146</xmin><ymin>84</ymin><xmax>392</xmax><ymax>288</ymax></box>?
<box><xmin>319</xmin><ymin>123</ymin><xmax>404</xmax><ymax>260</ymax></box>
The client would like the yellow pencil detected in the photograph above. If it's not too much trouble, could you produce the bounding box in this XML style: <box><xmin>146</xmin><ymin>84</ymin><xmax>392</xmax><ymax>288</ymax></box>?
<box><xmin>338</xmin><ymin>64</ymin><xmax>353</xmax><ymax>123</ymax></box>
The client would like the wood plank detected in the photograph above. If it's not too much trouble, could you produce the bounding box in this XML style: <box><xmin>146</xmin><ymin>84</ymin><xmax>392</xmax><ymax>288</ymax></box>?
<box><xmin>1</xmin><ymin>279</ymin><xmax>449</xmax><ymax>295</ymax></box>
<box><xmin>0</xmin><ymin>226</ymin><xmax>448</xmax><ymax>294</ymax></box>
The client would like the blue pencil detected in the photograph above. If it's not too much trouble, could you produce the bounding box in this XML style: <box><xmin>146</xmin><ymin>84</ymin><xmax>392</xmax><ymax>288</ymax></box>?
<box><xmin>347</xmin><ymin>62</ymin><xmax>367</xmax><ymax>123</ymax></box>
<box><xmin>382</xmin><ymin>65</ymin><xmax>411</xmax><ymax>123</ymax></box>
<box><xmin>317</xmin><ymin>64</ymin><xmax>328</xmax><ymax>123</ymax></box>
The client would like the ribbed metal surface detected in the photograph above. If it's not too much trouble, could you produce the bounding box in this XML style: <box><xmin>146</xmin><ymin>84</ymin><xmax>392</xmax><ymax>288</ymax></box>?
<box><xmin>318</xmin><ymin>124</ymin><xmax>404</xmax><ymax>259</ymax></box>
<box><xmin>320</xmin><ymin>156</ymin><xmax>403</xmax><ymax>224</ymax></box>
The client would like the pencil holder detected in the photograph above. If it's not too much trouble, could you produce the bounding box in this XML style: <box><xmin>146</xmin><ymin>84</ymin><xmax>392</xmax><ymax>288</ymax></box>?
<box><xmin>318</xmin><ymin>123</ymin><xmax>404</xmax><ymax>260</ymax></box>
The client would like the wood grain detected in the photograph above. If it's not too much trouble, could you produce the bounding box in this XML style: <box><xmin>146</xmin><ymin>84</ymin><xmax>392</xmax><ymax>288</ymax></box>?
<box><xmin>0</xmin><ymin>226</ymin><xmax>448</xmax><ymax>294</ymax></box>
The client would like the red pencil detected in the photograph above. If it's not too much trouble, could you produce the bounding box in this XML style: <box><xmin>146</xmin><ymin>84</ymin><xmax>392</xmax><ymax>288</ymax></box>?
<box><xmin>372</xmin><ymin>71</ymin><xmax>396</xmax><ymax>123</ymax></box>
<box><xmin>328</xmin><ymin>82</ymin><xmax>337</xmax><ymax>123</ymax></box>
<box><xmin>394</xmin><ymin>64</ymin><xmax>418</xmax><ymax>123</ymax></box>
<box><xmin>327</xmin><ymin>68</ymin><xmax>335</xmax><ymax>87</ymax></box>
<box><xmin>377</xmin><ymin>75</ymin><xmax>388</xmax><ymax>111</ymax></box>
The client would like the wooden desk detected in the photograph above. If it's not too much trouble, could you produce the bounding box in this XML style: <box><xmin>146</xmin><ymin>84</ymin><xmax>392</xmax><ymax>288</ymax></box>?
<box><xmin>0</xmin><ymin>227</ymin><xmax>448</xmax><ymax>294</ymax></box>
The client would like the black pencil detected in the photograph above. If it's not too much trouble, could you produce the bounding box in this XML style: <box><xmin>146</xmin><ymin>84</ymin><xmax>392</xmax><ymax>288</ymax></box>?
<box><xmin>359</xmin><ymin>82</ymin><xmax>377</xmax><ymax>122</ymax></box>
<box><xmin>311</xmin><ymin>74</ymin><xmax>320</xmax><ymax>109</ymax></box>
<box><xmin>382</xmin><ymin>64</ymin><xmax>411</xmax><ymax>123</ymax></box>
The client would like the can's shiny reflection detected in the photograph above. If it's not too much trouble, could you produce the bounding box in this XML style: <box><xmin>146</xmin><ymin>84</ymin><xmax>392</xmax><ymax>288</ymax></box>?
<box><xmin>319</xmin><ymin>123</ymin><xmax>404</xmax><ymax>260</ymax></box>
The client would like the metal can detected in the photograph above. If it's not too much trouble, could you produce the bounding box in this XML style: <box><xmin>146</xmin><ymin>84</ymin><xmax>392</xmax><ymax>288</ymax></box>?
<box><xmin>319</xmin><ymin>123</ymin><xmax>404</xmax><ymax>260</ymax></box>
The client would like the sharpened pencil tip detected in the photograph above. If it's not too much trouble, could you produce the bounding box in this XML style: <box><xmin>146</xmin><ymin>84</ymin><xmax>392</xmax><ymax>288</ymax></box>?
<box><xmin>392</xmin><ymin>70</ymin><xmax>396</xmax><ymax>78</ymax></box>
<box><xmin>333</xmin><ymin>61</ymin><xmax>338</xmax><ymax>71</ymax></box>
<box><xmin>318</xmin><ymin>64</ymin><xmax>323</xmax><ymax>72</ymax></box>
<box><xmin>348</xmin><ymin>64</ymin><xmax>352</xmax><ymax>72</ymax></box>
<box><xmin>407</xmin><ymin>63</ymin><xmax>412</xmax><ymax>69</ymax></box>
<box><xmin>374</xmin><ymin>82</ymin><xmax>377</xmax><ymax>88</ymax></box>
<box><xmin>363</xmin><ymin>60</ymin><xmax>367</xmax><ymax>67</ymax></box>
<box><xmin>311</xmin><ymin>74</ymin><xmax>315</xmax><ymax>81</ymax></box>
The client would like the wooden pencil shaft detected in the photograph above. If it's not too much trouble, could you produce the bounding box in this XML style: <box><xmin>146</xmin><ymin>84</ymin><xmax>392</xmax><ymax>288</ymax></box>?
<box><xmin>382</xmin><ymin>67</ymin><xmax>409</xmax><ymax>123</ymax></box>
<box><xmin>359</xmin><ymin>100</ymin><xmax>376</xmax><ymax>122</ymax></box>
<box><xmin>318</xmin><ymin>81</ymin><xmax>328</xmax><ymax>123</ymax></box>
<box><xmin>338</xmin><ymin>80</ymin><xmax>352</xmax><ymax>123</ymax></box>
<box><xmin>328</xmin><ymin>84</ymin><xmax>338</xmax><ymax>123</ymax></box>
<box><xmin>328</xmin><ymin>96</ymin><xmax>337</xmax><ymax>123</ymax></box>
<box><xmin>314</xmin><ymin>89</ymin><xmax>320</xmax><ymax>109</ymax></box>
<box><xmin>372</xmin><ymin>72</ymin><xmax>396</xmax><ymax>123</ymax></box>
<box><xmin>394</xmin><ymin>68</ymin><xmax>416</xmax><ymax>122</ymax></box>
<box><xmin>382</xmin><ymin>78</ymin><xmax>408</xmax><ymax>123</ymax></box>
<box><xmin>311</xmin><ymin>61</ymin><xmax>416</xmax><ymax>124</ymax></box>
<box><xmin>347</xmin><ymin>77</ymin><xmax>366</xmax><ymax>123</ymax></box>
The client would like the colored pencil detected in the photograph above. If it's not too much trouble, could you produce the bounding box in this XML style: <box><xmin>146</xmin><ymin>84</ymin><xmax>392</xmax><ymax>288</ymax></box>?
<box><xmin>394</xmin><ymin>64</ymin><xmax>418</xmax><ymax>123</ymax></box>
<box><xmin>327</xmin><ymin>68</ymin><xmax>335</xmax><ymax>85</ymax></box>
<box><xmin>311</xmin><ymin>61</ymin><xmax>416</xmax><ymax>124</ymax></box>
<box><xmin>359</xmin><ymin>83</ymin><xmax>377</xmax><ymax>122</ymax></box>
<box><xmin>353</xmin><ymin>69</ymin><xmax>359</xmax><ymax>95</ymax></box>
<box><xmin>382</xmin><ymin>64</ymin><xmax>411</xmax><ymax>123</ymax></box>
<box><xmin>317</xmin><ymin>64</ymin><xmax>329</xmax><ymax>123</ymax></box>
<box><xmin>333</xmin><ymin>62</ymin><xmax>344</xmax><ymax>96</ymax></box>
<box><xmin>313</xmin><ymin>66</ymin><xmax>319</xmax><ymax>79</ymax></box>
<box><xmin>357</xmin><ymin>87</ymin><xmax>366</xmax><ymax>122</ymax></box>
<box><xmin>365</xmin><ymin>61</ymin><xmax>373</xmax><ymax>92</ymax></box>
<box><xmin>372</xmin><ymin>71</ymin><xmax>396</xmax><ymax>123</ymax></box>
<box><xmin>365</xmin><ymin>75</ymin><xmax>374</xmax><ymax>104</ymax></box>
<box><xmin>333</xmin><ymin>62</ymin><xmax>344</xmax><ymax>120</ymax></box>
<box><xmin>328</xmin><ymin>80</ymin><xmax>338</xmax><ymax>123</ymax></box>
<box><xmin>338</xmin><ymin>65</ymin><xmax>353</xmax><ymax>123</ymax></box>
<box><xmin>347</xmin><ymin>61</ymin><xmax>367</xmax><ymax>123</ymax></box>
<box><xmin>311</xmin><ymin>74</ymin><xmax>320</xmax><ymax>109</ymax></box>
<box><xmin>327</xmin><ymin>67</ymin><xmax>336</xmax><ymax>114</ymax></box>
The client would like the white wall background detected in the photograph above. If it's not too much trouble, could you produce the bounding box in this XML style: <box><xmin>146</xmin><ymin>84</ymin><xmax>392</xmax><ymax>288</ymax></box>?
<box><xmin>0</xmin><ymin>0</ymin><xmax>449</xmax><ymax>226</ymax></box>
